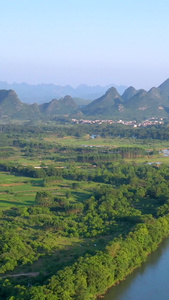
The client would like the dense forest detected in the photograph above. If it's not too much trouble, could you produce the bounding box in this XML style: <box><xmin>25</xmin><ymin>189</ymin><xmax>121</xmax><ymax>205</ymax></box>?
<box><xmin>0</xmin><ymin>123</ymin><xmax>169</xmax><ymax>299</ymax></box>
<box><xmin>1</xmin><ymin>122</ymin><xmax>169</xmax><ymax>140</ymax></box>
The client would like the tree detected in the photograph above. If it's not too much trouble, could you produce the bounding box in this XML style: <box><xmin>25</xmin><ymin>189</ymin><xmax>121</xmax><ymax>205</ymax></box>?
<box><xmin>66</xmin><ymin>190</ymin><xmax>71</xmax><ymax>199</ymax></box>
<box><xmin>35</xmin><ymin>191</ymin><xmax>54</xmax><ymax>206</ymax></box>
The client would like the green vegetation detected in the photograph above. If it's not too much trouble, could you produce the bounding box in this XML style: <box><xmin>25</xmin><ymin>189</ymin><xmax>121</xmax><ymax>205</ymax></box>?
<box><xmin>1</xmin><ymin>123</ymin><xmax>169</xmax><ymax>299</ymax></box>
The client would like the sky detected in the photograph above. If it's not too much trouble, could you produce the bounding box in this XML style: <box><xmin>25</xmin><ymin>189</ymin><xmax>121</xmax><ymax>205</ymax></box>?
<box><xmin>1</xmin><ymin>0</ymin><xmax>169</xmax><ymax>89</ymax></box>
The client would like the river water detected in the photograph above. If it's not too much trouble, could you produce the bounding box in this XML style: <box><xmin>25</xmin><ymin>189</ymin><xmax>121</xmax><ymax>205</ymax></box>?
<box><xmin>102</xmin><ymin>237</ymin><xmax>169</xmax><ymax>300</ymax></box>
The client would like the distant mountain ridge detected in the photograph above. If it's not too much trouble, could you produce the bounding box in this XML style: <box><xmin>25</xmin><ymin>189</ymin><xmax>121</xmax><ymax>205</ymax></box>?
<box><xmin>82</xmin><ymin>78</ymin><xmax>169</xmax><ymax>120</ymax></box>
<box><xmin>0</xmin><ymin>90</ymin><xmax>82</xmax><ymax>120</ymax></box>
<box><xmin>1</xmin><ymin>79</ymin><xmax>169</xmax><ymax>121</ymax></box>
<box><xmin>0</xmin><ymin>82</ymin><xmax>127</xmax><ymax>104</ymax></box>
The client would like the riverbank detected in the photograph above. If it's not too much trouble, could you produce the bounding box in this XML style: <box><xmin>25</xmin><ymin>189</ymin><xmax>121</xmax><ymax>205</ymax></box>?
<box><xmin>1</xmin><ymin>215</ymin><xmax>169</xmax><ymax>300</ymax></box>
<box><xmin>14</xmin><ymin>214</ymin><xmax>169</xmax><ymax>300</ymax></box>
<box><xmin>97</xmin><ymin>215</ymin><xmax>169</xmax><ymax>300</ymax></box>
<box><xmin>102</xmin><ymin>235</ymin><xmax>169</xmax><ymax>300</ymax></box>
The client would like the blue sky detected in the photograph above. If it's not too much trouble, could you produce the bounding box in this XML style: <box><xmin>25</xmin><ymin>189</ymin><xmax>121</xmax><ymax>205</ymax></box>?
<box><xmin>1</xmin><ymin>0</ymin><xmax>169</xmax><ymax>89</ymax></box>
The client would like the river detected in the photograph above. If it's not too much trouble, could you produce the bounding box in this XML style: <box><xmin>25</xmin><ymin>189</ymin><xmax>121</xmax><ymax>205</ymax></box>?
<box><xmin>102</xmin><ymin>237</ymin><xmax>169</xmax><ymax>300</ymax></box>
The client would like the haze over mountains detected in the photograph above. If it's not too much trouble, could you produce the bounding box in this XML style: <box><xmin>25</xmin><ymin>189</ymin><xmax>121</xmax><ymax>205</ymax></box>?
<box><xmin>0</xmin><ymin>82</ymin><xmax>127</xmax><ymax>104</ymax></box>
<box><xmin>1</xmin><ymin>79</ymin><xmax>169</xmax><ymax>122</ymax></box>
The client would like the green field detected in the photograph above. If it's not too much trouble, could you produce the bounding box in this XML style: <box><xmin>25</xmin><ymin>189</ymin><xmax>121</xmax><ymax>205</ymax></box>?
<box><xmin>1</xmin><ymin>132</ymin><xmax>169</xmax><ymax>209</ymax></box>
<box><xmin>0</xmin><ymin>171</ymin><xmax>99</xmax><ymax>209</ymax></box>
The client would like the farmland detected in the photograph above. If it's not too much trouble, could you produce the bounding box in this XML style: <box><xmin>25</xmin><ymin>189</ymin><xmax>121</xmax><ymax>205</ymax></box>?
<box><xmin>1</xmin><ymin>123</ymin><xmax>169</xmax><ymax>299</ymax></box>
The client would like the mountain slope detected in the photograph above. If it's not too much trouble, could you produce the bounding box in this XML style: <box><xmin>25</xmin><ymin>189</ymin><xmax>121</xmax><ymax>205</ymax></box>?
<box><xmin>120</xmin><ymin>87</ymin><xmax>168</xmax><ymax>120</ymax></box>
<box><xmin>82</xmin><ymin>87</ymin><xmax>123</xmax><ymax>117</ymax></box>
<box><xmin>0</xmin><ymin>90</ymin><xmax>83</xmax><ymax>120</ymax></box>
<box><xmin>82</xmin><ymin>79</ymin><xmax>169</xmax><ymax>120</ymax></box>
<box><xmin>40</xmin><ymin>95</ymin><xmax>82</xmax><ymax>116</ymax></box>
<box><xmin>158</xmin><ymin>78</ymin><xmax>169</xmax><ymax>99</ymax></box>
<box><xmin>0</xmin><ymin>90</ymin><xmax>25</xmax><ymax>118</ymax></box>
<box><xmin>121</xmin><ymin>86</ymin><xmax>138</xmax><ymax>102</ymax></box>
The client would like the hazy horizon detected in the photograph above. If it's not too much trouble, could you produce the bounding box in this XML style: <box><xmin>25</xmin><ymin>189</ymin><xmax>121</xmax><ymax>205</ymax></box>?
<box><xmin>0</xmin><ymin>80</ymin><xmax>127</xmax><ymax>89</ymax></box>
<box><xmin>1</xmin><ymin>0</ymin><xmax>169</xmax><ymax>90</ymax></box>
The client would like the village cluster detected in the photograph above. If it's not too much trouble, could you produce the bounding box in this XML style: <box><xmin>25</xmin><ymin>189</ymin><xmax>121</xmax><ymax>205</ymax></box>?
<box><xmin>72</xmin><ymin>117</ymin><xmax>165</xmax><ymax>127</ymax></box>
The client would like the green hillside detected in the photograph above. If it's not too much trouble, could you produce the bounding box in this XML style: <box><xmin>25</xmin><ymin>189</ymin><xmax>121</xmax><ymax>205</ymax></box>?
<box><xmin>82</xmin><ymin>79</ymin><xmax>169</xmax><ymax>121</ymax></box>
<box><xmin>0</xmin><ymin>92</ymin><xmax>82</xmax><ymax>120</ymax></box>
<box><xmin>82</xmin><ymin>87</ymin><xmax>123</xmax><ymax>117</ymax></box>
<box><xmin>40</xmin><ymin>95</ymin><xmax>82</xmax><ymax>116</ymax></box>
<box><xmin>1</xmin><ymin>78</ymin><xmax>169</xmax><ymax>121</ymax></box>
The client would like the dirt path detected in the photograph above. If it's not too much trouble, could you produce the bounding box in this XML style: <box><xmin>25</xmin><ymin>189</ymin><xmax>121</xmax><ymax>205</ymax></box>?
<box><xmin>0</xmin><ymin>272</ymin><xmax>39</xmax><ymax>278</ymax></box>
